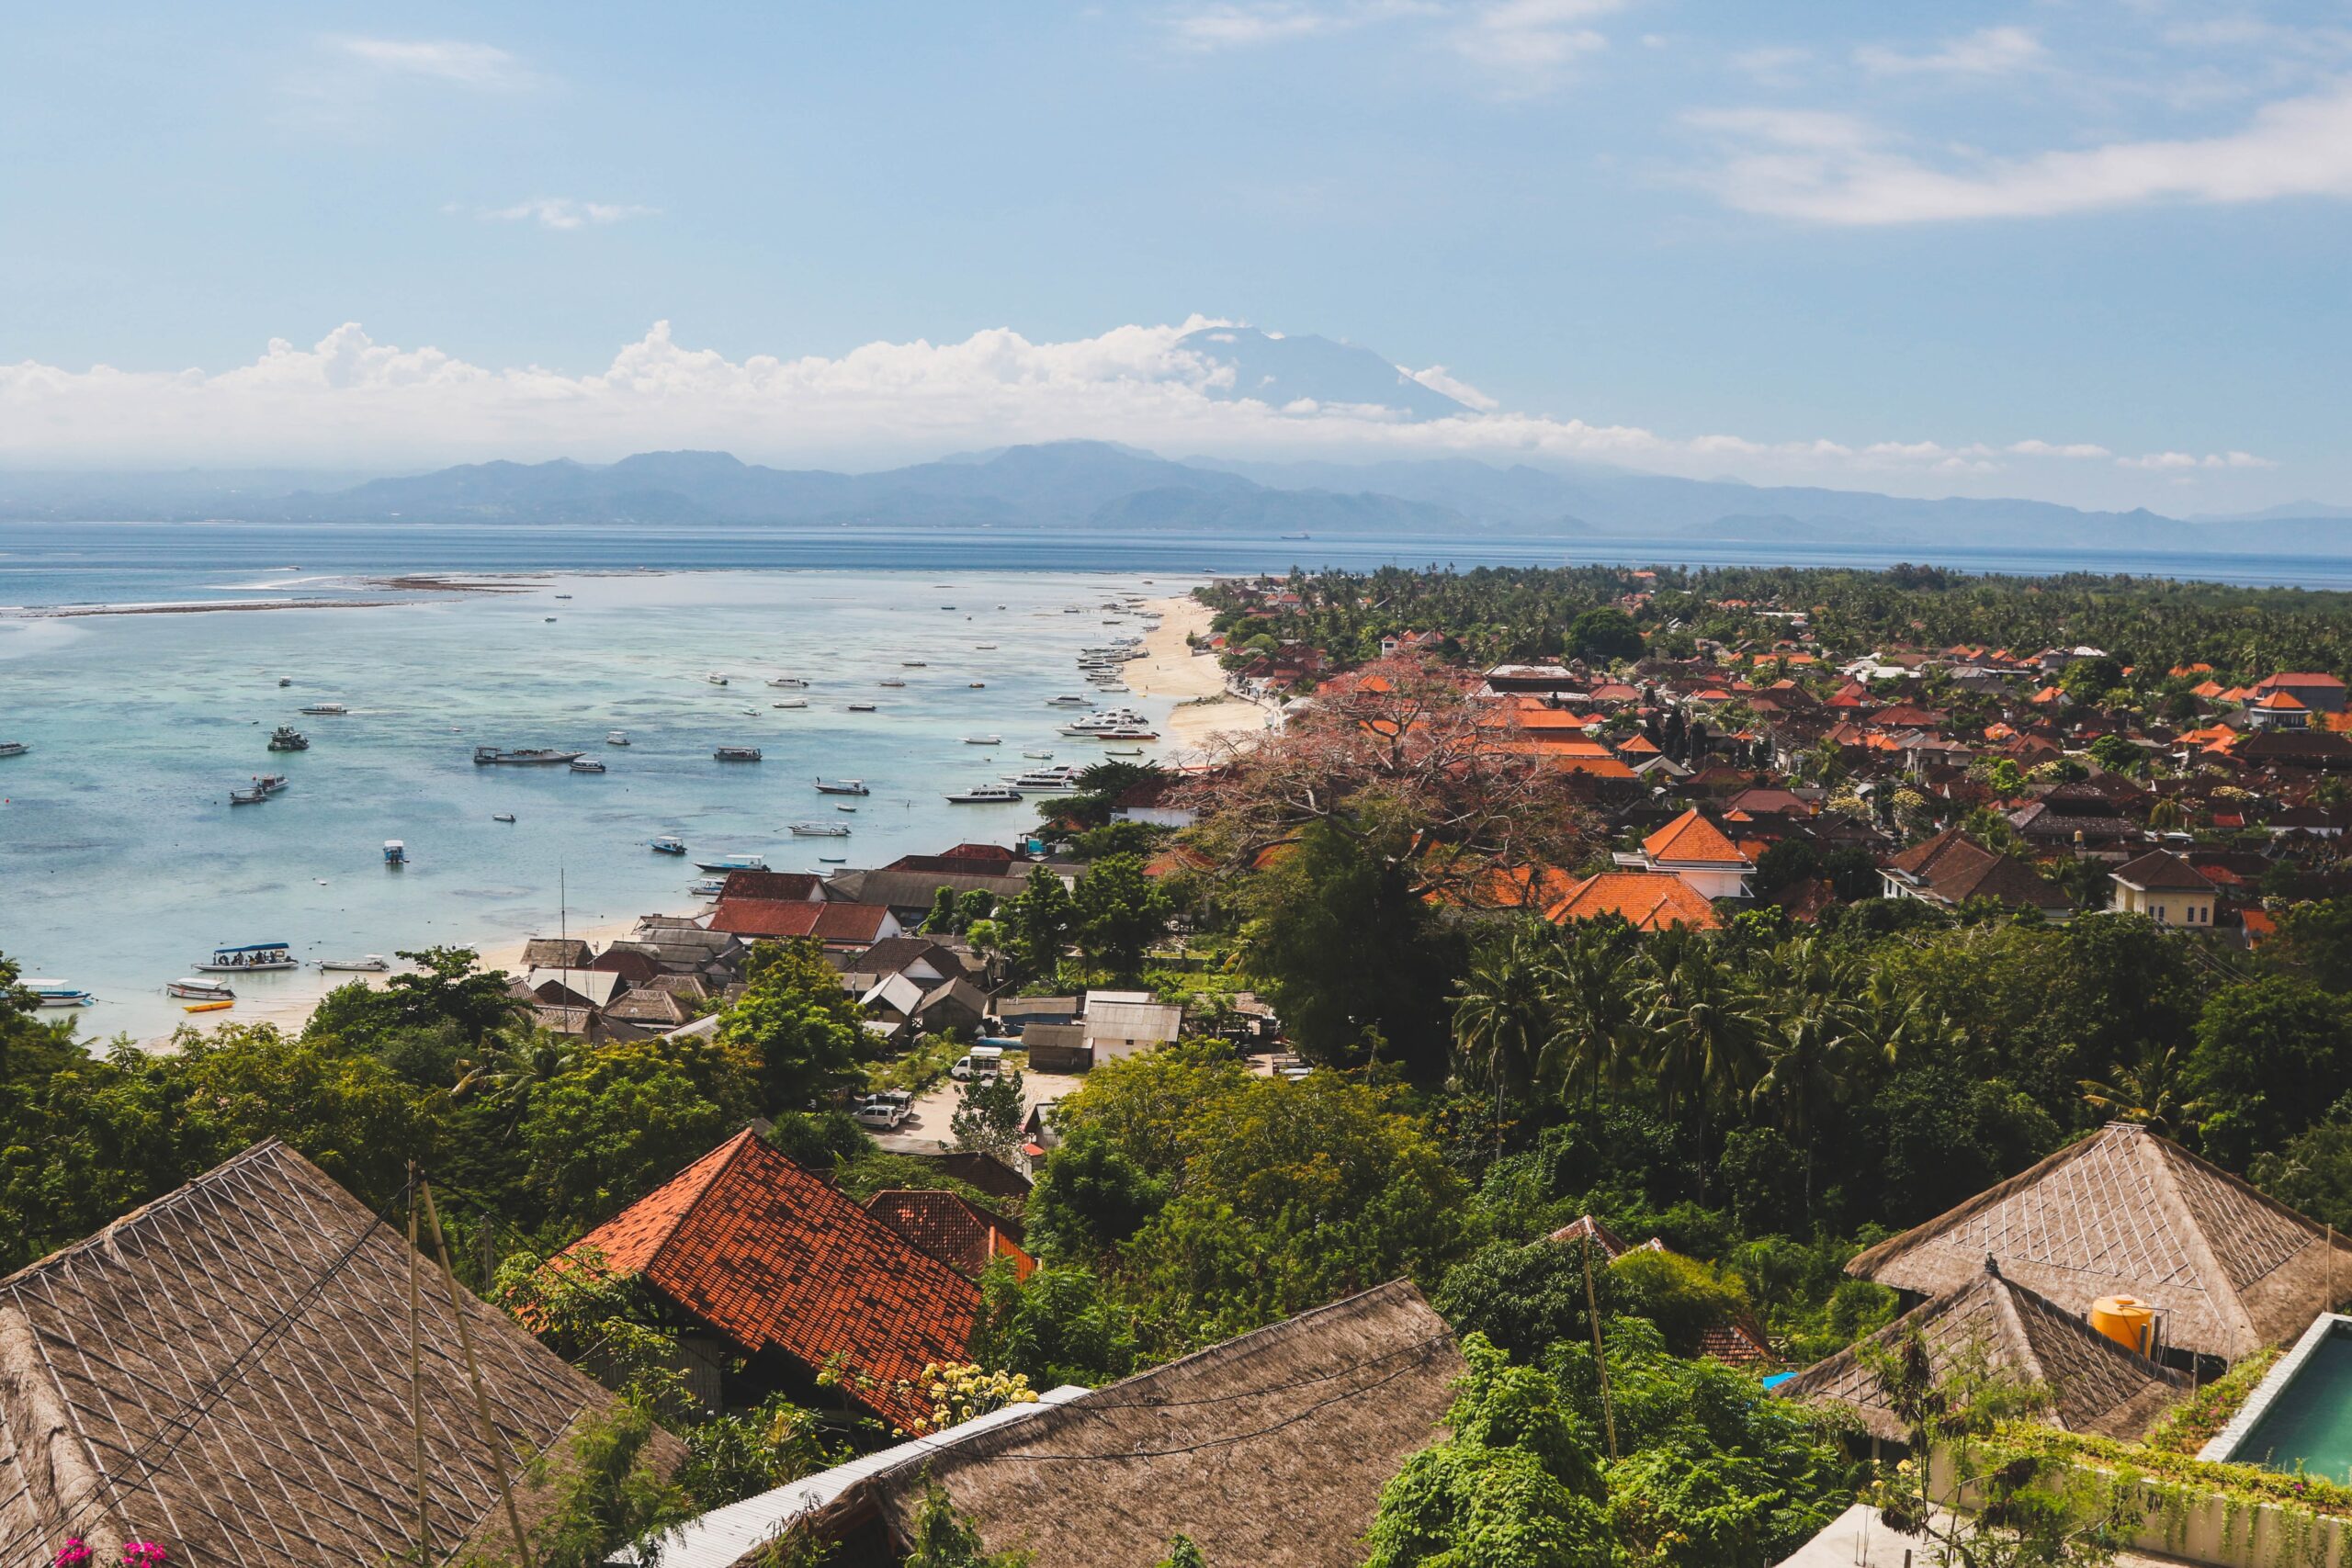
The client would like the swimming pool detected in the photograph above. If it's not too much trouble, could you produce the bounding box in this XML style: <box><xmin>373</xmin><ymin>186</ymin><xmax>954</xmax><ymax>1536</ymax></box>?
<box><xmin>2203</xmin><ymin>1314</ymin><xmax>2352</xmax><ymax>1481</ymax></box>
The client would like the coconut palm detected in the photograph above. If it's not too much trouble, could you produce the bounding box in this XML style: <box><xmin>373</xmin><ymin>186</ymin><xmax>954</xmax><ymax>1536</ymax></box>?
<box><xmin>1453</xmin><ymin>917</ymin><xmax>1563</xmax><ymax>1101</ymax></box>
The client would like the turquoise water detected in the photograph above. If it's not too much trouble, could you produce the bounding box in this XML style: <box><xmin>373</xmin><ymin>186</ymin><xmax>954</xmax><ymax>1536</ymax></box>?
<box><xmin>2230</xmin><ymin>1327</ymin><xmax>2352</xmax><ymax>1482</ymax></box>
<box><xmin>0</xmin><ymin>566</ymin><xmax>1185</xmax><ymax>1042</ymax></box>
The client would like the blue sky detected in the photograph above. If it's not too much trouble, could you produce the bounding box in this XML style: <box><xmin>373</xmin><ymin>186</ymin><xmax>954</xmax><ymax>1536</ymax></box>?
<box><xmin>4</xmin><ymin>2</ymin><xmax>2349</xmax><ymax>513</ymax></box>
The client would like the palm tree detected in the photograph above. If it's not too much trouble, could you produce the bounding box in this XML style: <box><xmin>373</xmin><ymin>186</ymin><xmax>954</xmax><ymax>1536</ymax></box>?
<box><xmin>1547</xmin><ymin>935</ymin><xmax>1636</xmax><ymax>1107</ymax></box>
<box><xmin>452</xmin><ymin>1029</ymin><xmax>583</xmax><ymax>1129</ymax></box>
<box><xmin>2080</xmin><ymin>1044</ymin><xmax>2203</xmax><ymax>1135</ymax></box>
<box><xmin>1630</xmin><ymin>940</ymin><xmax>1762</xmax><ymax>1191</ymax></box>
<box><xmin>1750</xmin><ymin>999</ymin><xmax>1855</xmax><ymax>1212</ymax></box>
<box><xmin>1453</xmin><ymin>918</ymin><xmax>1563</xmax><ymax>1103</ymax></box>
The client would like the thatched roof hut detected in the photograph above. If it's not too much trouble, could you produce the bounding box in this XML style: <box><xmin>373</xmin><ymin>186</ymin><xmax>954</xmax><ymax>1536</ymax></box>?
<box><xmin>1777</xmin><ymin>1263</ymin><xmax>2190</xmax><ymax>1442</ymax></box>
<box><xmin>678</xmin><ymin>1280</ymin><xmax>1461</xmax><ymax>1568</ymax></box>
<box><xmin>0</xmin><ymin>1140</ymin><xmax>658</xmax><ymax>1568</ymax></box>
<box><xmin>1847</xmin><ymin>1122</ymin><xmax>2352</xmax><ymax>1360</ymax></box>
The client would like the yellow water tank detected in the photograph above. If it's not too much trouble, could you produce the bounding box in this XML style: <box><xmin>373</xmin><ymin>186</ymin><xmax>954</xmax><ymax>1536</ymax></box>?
<box><xmin>2090</xmin><ymin>1296</ymin><xmax>2155</xmax><ymax>1356</ymax></box>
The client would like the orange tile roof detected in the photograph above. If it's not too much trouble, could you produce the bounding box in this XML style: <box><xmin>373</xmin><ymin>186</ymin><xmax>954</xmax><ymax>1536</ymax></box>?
<box><xmin>865</xmin><ymin>1190</ymin><xmax>1035</xmax><ymax>1282</ymax></box>
<box><xmin>1642</xmin><ymin>808</ymin><xmax>1750</xmax><ymax>864</ymax></box>
<box><xmin>1545</xmin><ymin>873</ymin><xmax>1723</xmax><ymax>931</ymax></box>
<box><xmin>709</xmin><ymin>899</ymin><xmax>894</xmax><ymax>943</ymax></box>
<box><xmin>559</xmin><ymin>1132</ymin><xmax>978</xmax><ymax>1427</ymax></box>
<box><xmin>2191</xmin><ymin>681</ymin><xmax>2225</xmax><ymax>699</ymax></box>
<box><xmin>2257</xmin><ymin>690</ymin><xmax>2309</xmax><ymax>710</ymax></box>
<box><xmin>1615</xmin><ymin>733</ymin><xmax>1661</xmax><ymax>755</ymax></box>
<box><xmin>1545</xmin><ymin>754</ymin><xmax>1636</xmax><ymax>779</ymax></box>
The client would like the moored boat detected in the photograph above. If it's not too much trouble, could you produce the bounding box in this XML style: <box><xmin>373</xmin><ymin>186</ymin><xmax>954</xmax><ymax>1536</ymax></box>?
<box><xmin>650</xmin><ymin>835</ymin><xmax>688</xmax><ymax>855</ymax></box>
<box><xmin>166</xmin><ymin>977</ymin><xmax>236</xmax><ymax>1000</ymax></box>
<box><xmin>569</xmin><ymin>758</ymin><xmax>607</xmax><ymax>773</ymax></box>
<box><xmin>492</xmin><ymin>813</ymin><xmax>516</xmax><ymax>823</ymax></box>
<box><xmin>788</xmin><ymin>821</ymin><xmax>852</xmax><ymax>837</ymax></box>
<box><xmin>688</xmin><ymin>876</ymin><xmax>728</xmax><ymax>897</ymax></box>
<box><xmin>695</xmin><ymin>853</ymin><xmax>768</xmax><ymax>872</ymax></box>
<box><xmin>299</xmin><ymin>702</ymin><xmax>347</xmax><ymax>716</ymax></box>
<box><xmin>267</xmin><ymin>726</ymin><xmax>309</xmax><ymax>751</ymax></box>
<box><xmin>714</xmin><ymin>745</ymin><xmax>763</xmax><ymax>761</ymax></box>
<box><xmin>707</xmin><ymin>672</ymin><xmax>730</xmax><ymax>685</ymax></box>
<box><xmin>814</xmin><ymin>777</ymin><xmax>870</xmax><ymax>795</ymax></box>
<box><xmin>947</xmin><ymin>784</ymin><xmax>1023</xmax><ymax>804</ymax></box>
<box><xmin>606</xmin><ymin>730</ymin><xmax>630</xmax><ymax>746</ymax></box>
<box><xmin>0</xmin><ymin>741</ymin><xmax>27</xmax><ymax>758</ymax></box>
<box><xmin>229</xmin><ymin>784</ymin><xmax>268</xmax><ymax>806</ymax></box>
<box><xmin>383</xmin><ymin>839</ymin><xmax>407</xmax><ymax>866</ymax></box>
<box><xmin>25</xmin><ymin>979</ymin><xmax>96</xmax><ymax>1007</ymax></box>
<box><xmin>773</xmin><ymin>698</ymin><xmax>808</xmax><ymax>708</ymax></box>
<box><xmin>769</xmin><ymin>677</ymin><xmax>809</xmax><ymax>688</ymax></box>
<box><xmin>196</xmin><ymin>942</ymin><xmax>296</xmax><ymax>973</ymax></box>
<box><xmin>319</xmin><ymin>954</ymin><xmax>391</xmax><ymax>972</ymax></box>
<box><xmin>474</xmin><ymin>746</ymin><xmax>582</xmax><ymax>765</ymax></box>
<box><xmin>966</xmin><ymin>735</ymin><xmax>1001</xmax><ymax>745</ymax></box>
<box><xmin>846</xmin><ymin>702</ymin><xmax>877</xmax><ymax>713</ymax></box>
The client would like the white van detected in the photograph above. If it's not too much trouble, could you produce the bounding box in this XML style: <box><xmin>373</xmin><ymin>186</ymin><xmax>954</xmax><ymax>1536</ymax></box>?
<box><xmin>951</xmin><ymin>1045</ymin><xmax>1006</xmax><ymax>1082</ymax></box>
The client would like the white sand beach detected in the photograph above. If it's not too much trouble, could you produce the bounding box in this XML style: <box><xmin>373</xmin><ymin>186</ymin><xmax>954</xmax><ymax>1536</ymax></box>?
<box><xmin>1129</xmin><ymin>596</ymin><xmax>1270</xmax><ymax>760</ymax></box>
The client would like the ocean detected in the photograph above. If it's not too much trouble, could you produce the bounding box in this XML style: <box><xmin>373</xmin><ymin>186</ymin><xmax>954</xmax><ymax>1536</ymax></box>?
<box><xmin>2</xmin><ymin>517</ymin><xmax>2344</xmax><ymax>1044</ymax></box>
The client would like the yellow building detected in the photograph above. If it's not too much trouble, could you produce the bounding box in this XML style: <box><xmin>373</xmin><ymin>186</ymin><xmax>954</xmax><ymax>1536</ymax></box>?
<box><xmin>2109</xmin><ymin>849</ymin><xmax>2218</xmax><ymax>929</ymax></box>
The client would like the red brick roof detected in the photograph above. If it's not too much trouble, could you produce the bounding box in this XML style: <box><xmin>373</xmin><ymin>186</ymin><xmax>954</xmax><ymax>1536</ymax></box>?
<box><xmin>559</xmin><ymin>1132</ymin><xmax>978</xmax><ymax>1427</ymax></box>
<box><xmin>865</xmin><ymin>1190</ymin><xmax>1036</xmax><ymax>1281</ymax></box>
<box><xmin>708</xmin><ymin>899</ymin><xmax>894</xmax><ymax>944</ymax></box>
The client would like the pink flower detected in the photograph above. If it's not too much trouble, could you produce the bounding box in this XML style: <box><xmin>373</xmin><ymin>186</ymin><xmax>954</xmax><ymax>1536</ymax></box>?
<box><xmin>119</xmin><ymin>1544</ymin><xmax>168</xmax><ymax>1568</ymax></box>
<box><xmin>51</xmin><ymin>1538</ymin><xmax>94</xmax><ymax>1568</ymax></box>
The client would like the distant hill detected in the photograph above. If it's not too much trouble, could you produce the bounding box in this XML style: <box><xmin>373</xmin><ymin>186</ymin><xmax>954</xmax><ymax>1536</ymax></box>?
<box><xmin>9</xmin><ymin>439</ymin><xmax>2352</xmax><ymax>555</ymax></box>
<box><xmin>1171</xmin><ymin>327</ymin><xmax>1473</xmax><ymax>420</ymax></box>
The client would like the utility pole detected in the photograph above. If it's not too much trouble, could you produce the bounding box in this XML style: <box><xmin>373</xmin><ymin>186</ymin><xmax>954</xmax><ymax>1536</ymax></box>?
<box><xmin>1581</xmin><ymin>1233</ymin><xmax>1618</xmax><ymax>1461</ymax></box>
<box><xmin>421</xmin><ymin>1177</ymin><xmax>533</xmax><ymax>1567</ymax></box>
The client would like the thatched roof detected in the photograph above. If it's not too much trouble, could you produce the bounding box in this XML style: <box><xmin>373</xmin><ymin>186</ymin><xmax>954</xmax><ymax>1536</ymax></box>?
<box><xmin>1777</xmin><ymin>1263</ymin><xmax>2189</xmax><ymax>1442</ymax></box>
<box><xmin>1848</xmin><ymin>1122</ymin><xmax>2352</xmax><ymax>1359</ymax></box>
<box><xmin>0</xmin><ymin>1140</ymin><xmax>653</xmax><ymax>1568</ymax></box>
<box><xmin>764</xmin><ymin>1280</ymin><xmax>1461</xmax><ymax>1568</ymax></box>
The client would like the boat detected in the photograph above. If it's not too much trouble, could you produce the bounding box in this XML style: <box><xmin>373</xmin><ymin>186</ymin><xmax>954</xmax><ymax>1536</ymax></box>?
<box><xmin>492</xmin><ymin>813</ymin><xmax>516</xmax><ymax>823</ymax></box>
<box><xmin>788</xmin><ymin>822</ymin><xmax>852</xmax><ymax>837</ymax></box>
<box><xmin>769</xmin><ymin>677</ymin><xmax>809</xmax><ymax>688</ymax></box>
<box><xmin>1046</xmin><ymin>694</ymin><xmax>1094</xmax><ymax>707</ymax></box>
<box><xmin>166</xmin><ymin>978</ymin><xmax>236</xmax><ymax>1001</ymax></box>
<box><xmin>0</xmin><ymin>741</ymin><xmax>26</xmax><ymax>757</ymax></box>
<box><xmin>836</xmin><ymin>804</ymin><xmax>858</xmax><ymax>812</ymax></box>
<box><xmin>1003</xmin><ymin>765</ymin><xmax>1083</xmax><ymax>793</ymax></box>
<box><xmin>229</xmin><ymin>784</ymin><xmax>268</xmax><ymax>806</ymax></box>
<box><xmin>974</xmin><ymin>643</ymin><xmax>998</xmax><ymax>649</ymax></box>
<box><xmin>650</xmin><ymin>836</ymin><xmax>688</xmax><ymax>855</ymax></box>
<box><xmin>607</xmin><ymin>730</ymin><xmax>630</xmax><ymax>746</ymax></box>
<box><xmin>196</xmin><ymin>942</ymin><xmax>296</xmax><ymax>973</ymax></box>
<box><xmin>715</xmin><ymin>746</ymin><xmax>763</xmax><ymax>761</ymax></box>
<box><xmin>819</xmin><ymin>854</ymin><xmax>847</xmax><ymax>863</ymax></box>
<box><xmin>815</xmin><ymin>778</ymin><xmax>870</xmax><ymax>795</ymax></box>
<box><xmin>1084</xmin><ymin>728</ymin><xmax>1160</xmax><ymax>741</ymax></box>
<box><xmin>267</xmin><ymin>726</ymin><xmax>309</xmax><ymax>751</ymax></box>
<box><xmin>555</xmin><ymin>593</ymin><xmax>572</xmax><ymax>599</ymax></box>
<box><xmin>545</xmin><ymin>617</ymin><xmax>557</xmax><ymax>623</ymax></box>
<box><xmin>183</xmin><ymin>999</ymin><xmax>234</xmax><ymax>1013</ymax></box>
<box><xmin>902</xmin><ymin>660</ymin><xmax>927</xmax><ymax>668</ymax></box>
<box><xmin>277</xmin><ymin>677</ymin><xmax>291</xmax><ymax>687</ymax></box>
<box><xmin>947</xmin><ymin>784</ymin><xmax>1023</xmax><ymax>804</ymax></box>
<box><xmin>24</xmin><ymin>979</ymin><xmax>96</xmax><ymax>1008</ymax></box>
<box><xmin>878</xmin><ymin>679</ymin><xmax>906</xmax><ymax>688</ymax></box>
<box><xmin>688</xmin><ymin>876</ymin><xmax>728</xmax><ymax>898</ymax></box>
<box><xmin>1023</xmin><ymin>750</ymin><xmax>1054</xmax><ymax>760</ymax></box>
<box><xmin>846</xmin><ymin>702</ymin><xmax>877</xmax><ymax>713</ymax></box>
<box><xmin>707</xmin><ymin>673</ymin><xmax>729</xmax><ymax>686</ymax></box>
<box><xmin>383</xmin><ymin>839</ymin><xmax>407</xmax><ymax>866</ymax></box>
<box><xmin>254</xmin><ymin>773</ymin><xmax>290</xmax><ymax>794</ymax></box>
<box><xmin>695</xmin><ymin>853</ymin><xmax>768</xmax><ymax>872</ymax></box>
<box><xmin>969</xmin><ymin>682</ymin><xmax>986</xmax><ymax>689</ymax></box>
<box><xmin>773</xmin><ymin>698</ymin><xmax>808</xmax><ymax>708</ymax></box>
<box><xmin>299</xmin><ymin>702</ymin><xmax>347</xmax><ymax>716</ymax></box>
<box><xmin>966</xmin><ymin>735</ymin><xmax>1001</xmax><ymax>745</ymax></box>
<box><xmin>474</xmin><ymin>746</ymin><xmax>582</xmax><ymax>765</ymax></box>
<box><xmin>569</xmin><ymin>758</ymin><xmax>607</xmax><ymax>773</ymax></box>
<box><xmin>319</xmin><ymin>955</ymin><xmax>391</xmax><ymax>972</ymax></box>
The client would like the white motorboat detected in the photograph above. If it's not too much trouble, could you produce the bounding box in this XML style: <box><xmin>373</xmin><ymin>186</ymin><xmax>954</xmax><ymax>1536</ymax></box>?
<box><xmin>0</xmin><ymin>741</ymin><xmax>25</xmax><ymax>758</ymax></box>
<box><xmin>607</xmin><ymin>730</ymin><xmax>630</xmax><ymax>746</ymax></box>
<box><xmin>878</xmin><ymin>679</ymin><xmax>906</xmax><ymax>688</ymax></box>
<box><xmin>815</xmin><ymin>778</ymin><xmax>869</xmax><ymax>795</ymax></box>
<box><xmin>770</xmin><ymin>677</ymin><xmax>809</xmax><ymax>688</ymax></box>
<box><xmin>965</xmin><ymin>735</ymin><xmax>1001</xmax><ymax>745</ymax></box>
<box><xmin>707</xmin><ymin>672</ymin><xmax>730</xmax><ymax>685</ymax></box>
<box><xmin>1003</xmin><ymin>765</ymin><xmax>1083</xmax><ymax>793</ymax></box>
<box><xmin>383</xmin><ymin>840</ymin><xmax>407</xmax><ymax>866</ymax></box>
<box><xmin>773</xmin><ymin>698</ymin><xmax>808</xmax><ymax>708</ymax></box>
<box><xmin>947</xmin><ymin>784</ymin><xmax>1023</xmax><ymax>804</ymax></box>
<box><xmin>1046</xmin><ymin>694</ymin><xmax>1094</xmax><ymax>706</ymax></box>
<box><xmin>650</xmin><ymin>836</ymin><xmax>688</xmax><ymax>855</ymax></box>
<box><xmin>475</xmin><ymin>746</ymin><xmax>581</xmax><ymax>765</ymax></box>
<box><xmin>1023</xmin><ymin>750</ymin><xmax>1054</xmax><ymax>760</ymax></box>
<box><xmin>25</xmin><ymin>979</ymin><xmax>96</xmax><ymax>1007</ymax></box>
<box><xmin>695</xmin><ymin>854</ymin><xmax>768</xmax><ymax>872</ymax></box>
<box><xmin>319</xmin><ymin>955</ymin><xmax>390</xmax><ymax>972</ymax></box>
<box><xmin>688</xmin><ymin>877</ymin><xmax>728</xmax><ymax>898</ymax></box>
<box><xmin>788</xmin><ymin>821</ymin><xmax>853</xmax><ymax>837</ymax></box>
<box><xmin>569</xmin><ymin>758</ymin><xmax>607</xmax><ymax>773</ymax></box>
<box><xmin>167</xmin><ymin>978</ymin><xmax>236</xmax><ymax>1000</ymax></box>
<box><xmin>197</xmin><ymin>942</ymin><xmax>296</xmax><ymax>973</ymax></box>
<box><xmin>847</xmin><ymin>702</ymin><xmax>877</xmax><ymax>713</ymax></box>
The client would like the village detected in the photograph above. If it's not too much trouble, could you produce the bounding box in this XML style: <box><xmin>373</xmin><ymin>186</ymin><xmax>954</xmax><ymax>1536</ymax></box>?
<box><xmin>11</xmin><ymin>564</ymin><xmax>2352</xmax><ymax>1568</ymax></box>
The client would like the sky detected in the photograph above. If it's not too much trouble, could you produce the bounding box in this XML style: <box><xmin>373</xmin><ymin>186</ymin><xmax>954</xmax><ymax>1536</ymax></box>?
<box><xmin>3</xmin><ymin>1</ymin><xmax>2349</xmax><ymax>513</ymax></box>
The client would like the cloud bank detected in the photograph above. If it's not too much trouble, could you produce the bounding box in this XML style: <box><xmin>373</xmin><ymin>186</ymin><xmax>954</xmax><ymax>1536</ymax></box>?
<box><xmin>0</xmin><ymin>319</ymin><xmax>2261</xmax><ymax>497</ymax></box>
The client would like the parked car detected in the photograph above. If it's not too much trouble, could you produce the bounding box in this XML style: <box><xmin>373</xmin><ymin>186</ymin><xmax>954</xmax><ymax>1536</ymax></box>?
<box><xmin>854</xmin><ymin>1100</ymin><xmax>907</xmax><ymax>1130</ymax></box>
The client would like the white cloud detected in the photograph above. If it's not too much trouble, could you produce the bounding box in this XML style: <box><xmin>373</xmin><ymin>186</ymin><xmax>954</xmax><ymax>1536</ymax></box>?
<box><xmin>328</xmin><ymin>37</ymin><xmax>533</xmax><ymax>90</ymax></box>
<box><xmin>0</xmin><ymin>320</ymin><xmax>2246</xmax><ymax>501</ymax></box>
<box><xmin>1407</xmin><ymin>364</ymin><xmax>1500</xmax><ymax>411</ymax></box>
<box><xmin>2118</xmin><ymin>449</ymin><xmax>2276</xmax><ymax>469</ymax></box>
<box><xmin>2007</xmin><ymin>439</ymin><xmax>2112</xmax><ymax>458</ymax></box>
<box><xmin>480</xmin><ymin>197</ymin><xmax>658</xmax><ymax>231</ymax></box>
<box><xmin>1685</xmin><ymin>78</ymin><xmax>2352</xmax><ymax>223</ymax></box>
<box><xmin>1855</xmin><ymin>26</ymin><xmax>2043</xmax><ymax>77</ymax></box>
<box><xmin>1453</xmin><ymin>0</ymin><xmax>1623</xmax><ymax>92</ymax></box>
<box><xmin>1159</xmin><ymin>0</ymin><xmax>1433</xmax><ymax>51</ymax></box>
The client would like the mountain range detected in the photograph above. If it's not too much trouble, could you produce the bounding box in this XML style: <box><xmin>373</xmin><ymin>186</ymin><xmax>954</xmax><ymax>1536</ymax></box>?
<box><xmin>8</xmin><ymin>440</ymin><xmax>2351</xmax><ymax>556</ymax></box>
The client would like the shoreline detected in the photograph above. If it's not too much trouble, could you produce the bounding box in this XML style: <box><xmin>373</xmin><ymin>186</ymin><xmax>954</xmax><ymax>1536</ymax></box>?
<box><xmin>1129</xmin><ymin>595</ymin><xmax>1268</xmax><ymax>760</ymax></box>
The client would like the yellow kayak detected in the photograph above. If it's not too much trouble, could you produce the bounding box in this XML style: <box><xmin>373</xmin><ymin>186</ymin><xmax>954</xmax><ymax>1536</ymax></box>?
<box><xmin>182</xmin><ymin>999</ymin><xmax>234</xmax><ymax>1013</ymax></box>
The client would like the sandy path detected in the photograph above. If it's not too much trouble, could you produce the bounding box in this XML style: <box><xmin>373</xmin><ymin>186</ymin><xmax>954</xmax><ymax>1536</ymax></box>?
<box><xmin>1129</xmin><ymin>597</ymin><xmax>1269</xmax><ymax>761</ymax></box>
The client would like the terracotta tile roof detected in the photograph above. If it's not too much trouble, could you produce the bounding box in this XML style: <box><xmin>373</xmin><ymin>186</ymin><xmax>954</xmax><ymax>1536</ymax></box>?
<box><xmin>2256</xmin><ymin>672</ymin><xmax>2347</xmax><ymax>691</ymax></box>
<box><xmin>1883</xmin><ymin>829</ymin><xmax>2073</xmax><ymax>913</ymax></box>
<box><xmin>865</xmin><ymin>1190</ymin><xmax>1036</xmax><ymax>1281</ymax></box>
<box><xmin>1847</xmin><ymin>1122</ymin><xmax>2352</xmax><ymax>1359</ymax></box>
<box><xmin>1546</xmin><ymin>872</ymin><xmax>1722</xmax><ymax>931</ymax></box>
<box><xmin>2256</xmin><ymin>690</ymin><xmax>2309</xmax><ymax>711</ymax></box>
<box><xmin>2112</xmin><ymin>851</ymin><xmax>2215</xmax><ymax>892</ymax></box>
<box><xmin>1641</xmin><ymin>807</ymin><xmax>1750</xmax><ymax>864</ymax></box>
<box><xmin>709</xmin><ymin>899</ymin><xmax>894</xmax><ymax>944</ymax></box>
<box><xmin>1780</xmin><ymin>1264</ymin><xmax>2188</xmax><ymax>1442</ymax></box>
<box><xmin>1615</xmin><ymin>733</ymin><xmax>1661</xmax><ymax>754</ymax></box>
<box><xmin>559</xmin><ymin>1132</ymin><xmax>978</xmax><ymax>1427</ymax></box>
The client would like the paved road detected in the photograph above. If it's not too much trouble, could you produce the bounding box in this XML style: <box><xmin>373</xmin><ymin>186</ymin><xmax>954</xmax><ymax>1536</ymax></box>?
<box><xmin>873</xmin><ymin>1067</ymin><xmax>1082</xmax><ymax>1155</ymax></box>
